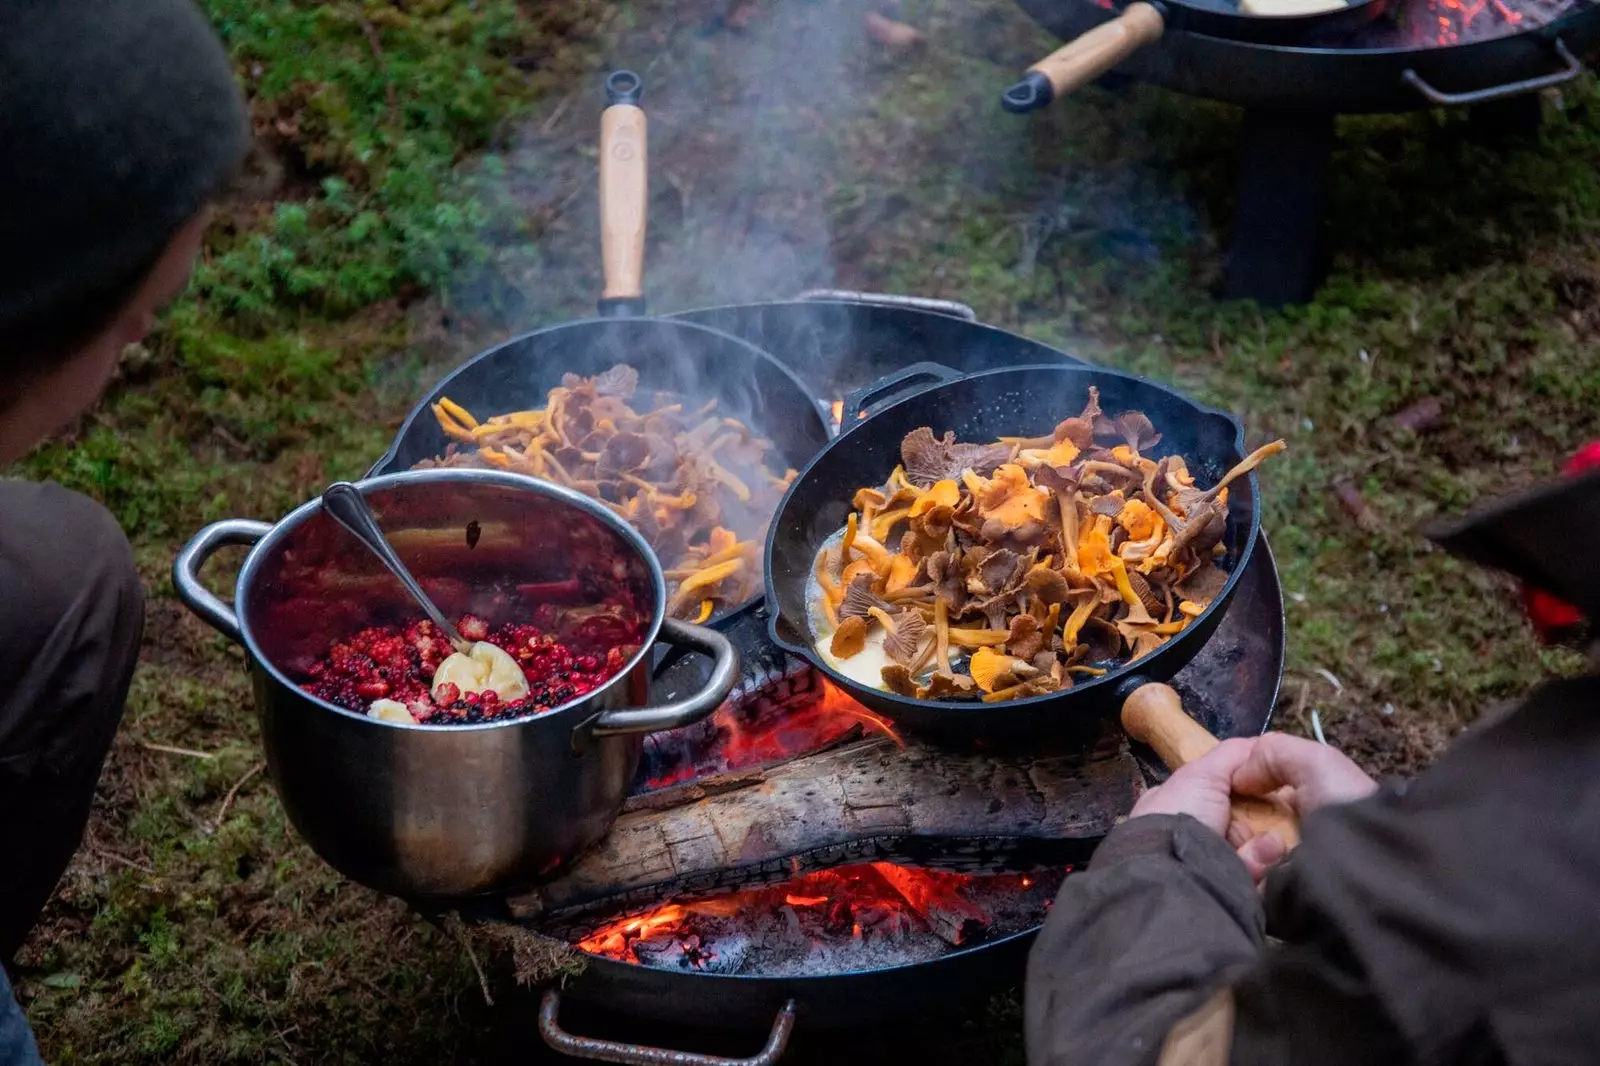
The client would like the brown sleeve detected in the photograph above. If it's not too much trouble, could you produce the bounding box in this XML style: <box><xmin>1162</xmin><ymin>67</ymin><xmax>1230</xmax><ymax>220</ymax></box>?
<box><xmin>1024</xmin><ymin>814</ymin><xmax>1265</xmax><ymax>1066</ymax></box>
<box><xmin>1025</xmin><ymin>814</ymin><xmax>1413</xmax><ymax>1066</ymax></box>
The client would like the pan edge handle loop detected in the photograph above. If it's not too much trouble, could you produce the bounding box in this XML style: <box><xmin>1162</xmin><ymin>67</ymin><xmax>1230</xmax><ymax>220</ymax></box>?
<box><xmin>539</xmin><ymin>989</ymin><xmax>798</xmax><ymax>1066</ymax></box>
<box><xmin>794</xmin><ymin>289</ymin><xmax>978</xmax><ymax>321</ymax></box>
<box><xmin>840</xmin><ymin>361</ymin><xmax>964</xmax><ymax>423</ymax></box>
<box><xmin>1403</xmin><ymin>38</ymin><xmax>1580</xmax><ymax>107</ymax></box>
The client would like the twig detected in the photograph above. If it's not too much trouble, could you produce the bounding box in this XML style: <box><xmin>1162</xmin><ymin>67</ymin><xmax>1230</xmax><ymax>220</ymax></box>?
<box><xmin>93</xmin><ymin>848</ymin><xmax>155</xmax><ymax>874</ymax></box>
<box><xmin>1311</xmin><ymin>709</ymin><xmax>1328</xmax><ymax>746</ymax></box>
<box><xmin>356</xmin><ymin>12</ymin><xmax>400</xmax><ymax>125</ymax></box>
<box><xmin>445</xmin><ymin>915</ymin><xmax>494</xmax><ymax>1007</ymax></box>
<box><xmin>213</xmin><ymin>762</ymin><xmax>266</xmax><ymax>828</ymax></box>
<box><xmin>139</xmin><ymin>741</ymin><xmax>215</xmax><ymax>760</ymax></box>
<box><xmin>539</xmin><ymin>91</ymin><xmax>575</xmax><ymax>134</ymax></box>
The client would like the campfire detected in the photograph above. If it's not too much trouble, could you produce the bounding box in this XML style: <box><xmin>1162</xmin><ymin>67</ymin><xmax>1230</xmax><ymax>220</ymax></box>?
<box><xmin>638</xmin><ymin>672</ymin><xmax>901</xmax><ymax>791</ymax></box>
<box><xmin>1402</xmin><ymin>0</ymin><xmax>1572</xmax><ymax>45</ymax></box>
<box><xmin>528</xmin><ymin>668</ymin><xmax>1088</xmax><ymax>977</ymax></box>
<box><xmin>568</xmin><ymin>861</ymin><xmax>1065</xmax><ymax>976</ymax></box>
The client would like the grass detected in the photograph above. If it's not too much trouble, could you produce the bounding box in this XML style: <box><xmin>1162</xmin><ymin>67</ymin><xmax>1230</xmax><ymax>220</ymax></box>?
<box><xmin>8</xmin><ymin>0</ymin><xmax>1600</xmax><ymax>1060</ymax></box>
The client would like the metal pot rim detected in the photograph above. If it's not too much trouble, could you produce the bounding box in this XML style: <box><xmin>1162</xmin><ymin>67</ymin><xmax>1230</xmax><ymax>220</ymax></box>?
<box><xmin>234</xmin><ymin>468</ymin><xmax>669</xmax><ymax>733</ymax></box>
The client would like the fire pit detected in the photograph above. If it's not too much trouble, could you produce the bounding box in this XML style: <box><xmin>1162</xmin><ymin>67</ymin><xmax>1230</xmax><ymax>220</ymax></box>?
<box><xmin>392</xmin><ymin>297</ymin><xmax>1285</xmax><ymax>1059</ymax></box>
<box><xmin>1009</xmin><ymin>0</ymin><xmax>1600</xmax><ymax>303</ymax></box>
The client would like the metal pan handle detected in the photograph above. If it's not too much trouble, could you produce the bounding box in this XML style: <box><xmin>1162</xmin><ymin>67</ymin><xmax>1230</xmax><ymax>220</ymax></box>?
<box><xmin>579</xmin><ymin>619</ymin><xmax>738</xmax><ymax>740</ymax></box>
<box><xmin>794</xmin><ymin>289</ymin><xmax>978</xmax><ymax>322</ymax></box>
<box><xmin>172</xmin><ymin>520</ymin><xmax>273</xmax><ymax>645</ymax></box>
<box><xmin>841</xmin><ymin>361</ymin><xmax>964</xmax><ymax>424</ymax></box>
<box><xmin>1403</xmin><ymin>38</ymin><xmax>1581</xmax><ymax>107</ymax></box>
<box><xmin>540</xmin><ymin>990</ymin><xmax>797</xmax><ymax>1066</ymax></box>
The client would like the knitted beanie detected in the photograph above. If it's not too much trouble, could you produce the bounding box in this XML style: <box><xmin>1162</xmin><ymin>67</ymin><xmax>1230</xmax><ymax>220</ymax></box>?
<box><xmin>0</xmin><ymin>0</ymin><xmax>249</xmax><ymax>346</ymax></box>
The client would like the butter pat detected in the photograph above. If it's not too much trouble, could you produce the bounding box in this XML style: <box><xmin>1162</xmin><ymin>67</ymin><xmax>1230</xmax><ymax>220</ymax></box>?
<box><xmin>1239</xmin><ymin>0</ymin><xmax>1346</xmax><ymax>14</ymax></box>
<box><xmin>368</xmin><ymin>698</ymin><xmax>418</xmax><ymax>724</ymax></box>
<box><xmin>431</xmin><ymin>641</ymin><xmax>530</xmax><ymax>703</ymax></box>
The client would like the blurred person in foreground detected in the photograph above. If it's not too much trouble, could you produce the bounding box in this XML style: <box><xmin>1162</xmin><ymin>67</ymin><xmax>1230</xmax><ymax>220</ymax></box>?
<box><xmin>1026</xmin><ymin>448</ymin><xmax>1600</xmax><ymax>1065</ymax></box>
<box><xmin>0</xmin><ymin>1</ymin><xmax>248</xmax><ymax>1059</ymax></box>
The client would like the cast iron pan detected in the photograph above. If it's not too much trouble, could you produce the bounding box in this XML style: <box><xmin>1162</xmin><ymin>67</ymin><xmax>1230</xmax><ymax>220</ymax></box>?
<box><xmin>1001</xmin><ymin>0</ymin><xmax>1389</xmax><ymax>112</ymax></box>
<box><xmin>370</xmin><ymin>72</ymin><xmax>831</xmax><ymax>630</ymax></box>
<box><xmin>764</xmin><ymin>362</ymin><xmax>1261</xmax><ymax>750</ymax></box>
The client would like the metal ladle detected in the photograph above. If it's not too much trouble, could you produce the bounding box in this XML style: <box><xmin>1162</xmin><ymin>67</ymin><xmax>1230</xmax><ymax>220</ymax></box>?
<box><xmin>320</xmin><ymin>481</ymin><xmax>474</xmax><ymax>654</ymax></box>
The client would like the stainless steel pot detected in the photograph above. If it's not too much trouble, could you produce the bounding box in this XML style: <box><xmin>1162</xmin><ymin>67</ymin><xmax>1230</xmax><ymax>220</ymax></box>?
<box><xmin>173</xmin><ymin>469</ymin><xmax>736</xmax><ymax>899</ymax></box>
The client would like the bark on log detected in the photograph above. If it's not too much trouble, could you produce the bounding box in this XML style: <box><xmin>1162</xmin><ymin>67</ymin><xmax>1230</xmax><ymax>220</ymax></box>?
<box><xmin>509</xmin><ymin>726</ymin><xmax>1144</xmax><ymax>921</ymax></box>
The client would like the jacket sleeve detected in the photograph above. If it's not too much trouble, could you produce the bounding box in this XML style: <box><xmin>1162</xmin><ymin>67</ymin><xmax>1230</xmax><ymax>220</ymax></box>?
<box><xmin>1025</xmin><ymin>813</ymin><xmax>1414</xmax><ymax>1066</ymax></box>
<box><xmin>1024</xmin><ymin>814</ymin><xmax>1265</xmax><ymax>1066</ymax></box>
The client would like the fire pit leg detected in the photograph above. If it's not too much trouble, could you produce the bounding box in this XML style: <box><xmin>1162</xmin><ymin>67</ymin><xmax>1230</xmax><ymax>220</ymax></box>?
<box><xmin>1222</xmin><ymin>110</ymin><xmax>1336</xmax><ymax>308</ymax></box>
<box><xmin>540</xmin><ymin>989</ymin><xmax>797</xmax><ymax>1066</ymax></box>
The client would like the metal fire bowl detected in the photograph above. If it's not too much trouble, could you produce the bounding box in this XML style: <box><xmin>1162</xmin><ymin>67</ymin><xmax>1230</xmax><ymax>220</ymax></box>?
<box><xmin>1014</xmin><ymin>0</ymin><xmax>1600</xmax><ymax>113</ymax></box>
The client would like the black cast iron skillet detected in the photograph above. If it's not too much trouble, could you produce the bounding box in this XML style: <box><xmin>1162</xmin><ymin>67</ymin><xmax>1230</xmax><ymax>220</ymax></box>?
<box><xmin>371</xmin><ymin>73</ymin><xmax>831</xmax><ymax>630</ymax></box>
<box><xmin>764</xmin><ymin>362</ymin><xmax>1260</xmax><ymax>750</ymax></box>
<box><xmin>1001</xmin><ymin>0</ymin><xmax>1388</xmax><ymax>112</ymax></box>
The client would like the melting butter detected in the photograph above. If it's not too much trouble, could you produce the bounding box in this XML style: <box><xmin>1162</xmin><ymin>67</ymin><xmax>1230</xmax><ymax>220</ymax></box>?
<box><xmin>368</xmin><ymin>698</ymin><xmax>418</xmax><ymax>724</ymax></box>
<box><xmin>431</xmin><ymin>641</ymin><xmax>530</xmax><ymax>703</ymax></box>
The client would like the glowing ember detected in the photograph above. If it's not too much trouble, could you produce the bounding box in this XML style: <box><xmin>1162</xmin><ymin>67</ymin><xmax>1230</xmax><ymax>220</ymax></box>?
<box><xmin>642</xmin><ymin>677</ymin><xmax>901</xmax><ymax>791</ymax></box>
<box><xmin>570</xmin><ymin>861</ymin><xmax>1067</xmax><ymax>975</ymax></box>
<box><xmin>831</xmin><ymin>399</ymin><xmax>845</xmax><ymax>430</ymax></box>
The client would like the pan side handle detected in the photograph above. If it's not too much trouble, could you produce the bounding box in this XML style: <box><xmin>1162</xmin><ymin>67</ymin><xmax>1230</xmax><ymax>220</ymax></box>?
<box><xmin>1001</xmin><ymin>3</ymin><xmax>1166</xmax><ymax>114</ymax></box>
<box><xmin>1403</xmin><ymin>38</ymin><xmax>1581</xmax><ymax>107</ymax></box>
<box><xmin>540</xmin><ymin>989</ymin><xmax>797</xmax><ymax>1066</ymax></box>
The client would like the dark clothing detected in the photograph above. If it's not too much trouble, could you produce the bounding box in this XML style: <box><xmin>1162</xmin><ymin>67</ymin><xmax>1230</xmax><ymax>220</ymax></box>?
<box><xmin>0</xmin><ymin>0</ymin><xmax>248</xmax><ymax>352</ymax></box>
<box><xmin>0</xmin><ymin>480</ymin><xmax>143</xmax><ymax>959</ymax></box>
<box><xmin>1026</xmin><ymin>670</ymin><xmax>1600</xmax><ymax>1066</ymax></box>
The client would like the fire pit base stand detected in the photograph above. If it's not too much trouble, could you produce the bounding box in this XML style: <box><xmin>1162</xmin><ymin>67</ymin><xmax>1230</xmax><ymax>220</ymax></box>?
<box><xmin>1222</xmin><ymin>111</ymin><xmax>1336</xmax><ymax>308</ymax></box>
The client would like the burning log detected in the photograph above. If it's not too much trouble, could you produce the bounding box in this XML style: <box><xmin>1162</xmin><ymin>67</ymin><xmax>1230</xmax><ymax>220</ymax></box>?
<box><xmin>873</xmin><ymin>862</ymin><xmax>990</xmax><ymax>946</ymax></box>
<box><xmin>508</xmin><ymin>727</ymin><xmax>1142</xmax><ymax>921</ymax></box>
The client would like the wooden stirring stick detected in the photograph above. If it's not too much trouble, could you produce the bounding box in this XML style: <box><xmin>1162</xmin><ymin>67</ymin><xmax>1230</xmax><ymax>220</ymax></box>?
<box><xmin>1121</xmin><ymin>682</ymin><xmax>1301</xmax><ymax>849</ymax></box>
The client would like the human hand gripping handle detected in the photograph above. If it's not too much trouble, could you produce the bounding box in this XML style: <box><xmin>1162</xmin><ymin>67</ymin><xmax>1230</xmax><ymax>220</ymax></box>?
<box><xmin>1122</xmin><ymin>683</ymin><xmax>1303</xmax><ymax>849</ymax></box>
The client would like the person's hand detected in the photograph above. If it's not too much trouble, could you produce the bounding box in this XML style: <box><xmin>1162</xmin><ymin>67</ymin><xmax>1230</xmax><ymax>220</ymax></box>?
<box><xmin>1228</xmin><ymin>732</ymin><xmax>1378</xmax><ymax>880</ymax></box>
<box><xmin>1129</xmin><ymin>737</ymin><xmax>1259</xmax><ymax>837</ymax></box>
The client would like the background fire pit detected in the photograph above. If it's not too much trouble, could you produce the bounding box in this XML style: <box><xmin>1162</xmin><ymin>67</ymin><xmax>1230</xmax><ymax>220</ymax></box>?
<box><xmin>1011</xmin><ymin>0</ymin><xmax>1600</xmax><ymax>303</ymax></box>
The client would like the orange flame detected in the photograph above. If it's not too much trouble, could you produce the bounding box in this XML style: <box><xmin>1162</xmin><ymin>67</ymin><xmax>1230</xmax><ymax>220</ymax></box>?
<box><xmin>572</xmin><ymin>861</ymin><xmax>1032</xmax><ymax>963</ymax></box>
<box><xmin>831</xmin><ymin>400</ymin><xmax>845</xmax><ymax>429</ymax></box>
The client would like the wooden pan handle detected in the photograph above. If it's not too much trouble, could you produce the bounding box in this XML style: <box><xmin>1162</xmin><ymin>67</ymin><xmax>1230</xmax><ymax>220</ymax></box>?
<box><xmin>1121</xmin><ymin>682</ymin><xmax>1301</xmax><ymax>849</ymax></box>
<box><xmin>599</xmin><ymin>73</ymin><xmax>647</xmax><ymax>309</ymax></box>
<box><xmin>1030</xmin><ymin>3</ymin><xmax>1165</xmax><ymax>99</ymax></box>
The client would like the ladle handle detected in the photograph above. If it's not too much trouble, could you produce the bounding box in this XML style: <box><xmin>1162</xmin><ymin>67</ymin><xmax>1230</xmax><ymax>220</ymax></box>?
<box><xmin>319</xmin><ymin>482</ymin><xmax>470</xmax><ymax>652</ymax></box>
<box><xmin>599</xmin><ymin>70</ymin><xmax>648</xmax><ymax>316</ymax></box>
<box><xmin>1121</xmin><ymin>682</ymin><xmax>1301</xmax><ymax>848</ymax></box>
<box><xmin>1001</xmin><ymin>3</ymin><xmax>1165</xmax><ymax>113</ymax></box>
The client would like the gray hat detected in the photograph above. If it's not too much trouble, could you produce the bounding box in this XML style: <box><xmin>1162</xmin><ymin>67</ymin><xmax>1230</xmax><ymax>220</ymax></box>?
<box><xmin>0</xmin><ymin>0</ymin><xmax>250</xmax><ymax>345</ymax></box>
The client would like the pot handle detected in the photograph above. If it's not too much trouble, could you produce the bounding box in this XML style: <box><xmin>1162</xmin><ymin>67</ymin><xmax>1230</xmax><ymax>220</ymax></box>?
<box><xmin>840</xmin><ymin>361</ymin><xmax>963</xmax><ymax>423</ymax></box>
<box><xmin>540</xmin><ymin>989</ymin><xmax>797</xmax><ymax>1066</ymax></box>
<box><xmin>582</xmin><ymin>619</ymin><xmax>738</xmax><ymax>739</ymax></box>
<box><xmin>794</xmin><ymin>289</ymin><xmax>978</xmax><ymax>322</ymax></box>
<box><xmin>172</xmin><ymin>519</ymin><xmax>273</xmax><ymax>645</ymax></box>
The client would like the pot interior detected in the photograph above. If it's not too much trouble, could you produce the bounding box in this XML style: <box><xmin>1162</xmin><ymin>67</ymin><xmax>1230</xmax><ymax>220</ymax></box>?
<box><xmin>239</xmin><ymin>472</ymin><xmax>664</xmax><ymax>697</ymax></box>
